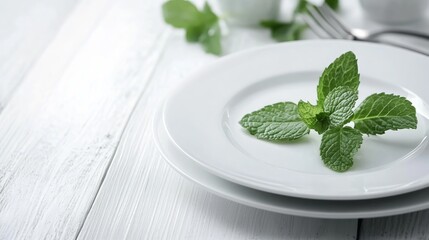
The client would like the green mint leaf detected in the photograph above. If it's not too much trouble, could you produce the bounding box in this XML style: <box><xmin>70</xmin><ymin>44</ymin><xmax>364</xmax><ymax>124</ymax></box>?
<box><xmin>296</xmin><ymin>101</ymin><xmax>327</xmax><ymax>133</ymax></box>
<box><xmin>162</xmin><ymin>0</ymin><xmax>203</xmax><ymax>29</ymax></box>
<box><xmin>352</xmin><ymin>93</ymin><xmax>417</xmax><ymax>135</ymax></box>
<box><xmin>200</xmin><ymin>22</ymin><xmax>221</xmax><ymax>55</ymax></box>
<box><xmin>298</xmin><ymin>87</ymin><xmax>358</xmax><ymax>133</ymax></box>
<box><xmin>261</xmin><ymin>20</ymin><xmax>307</xmax><ymax>42</ymax></box>
<box><xmin>297</xmin><ymin>101</ymin><xmax>330</xmax><ymax>134</ymax></box>
<box><xmin>320</xmin><ymin>127</ymin><xmax>363</xmax><ymax>172</ymax></box>
<box><xmin>324</xmin><ymin>86</ymin><xmax>358</xmax><ymax>127</ymax></box>
<box><xmin>240</xmin><ymin>102</ymin><xmax>310</xmax><ymax>140</ymax></box>
<box><xmin>325</xmin><ymin>0</ymin><xmax>339</xmax><ymax>11</ymax></box>
<box><xmin>298</xmin><ymin>101</ymin><xmax>323</xmax><ymax>128</ymax></box>
<box><xmin>317</xmin><ymin>51</ymin><xmax>359</xmax><ymax>106</ymax></box>
<box><xmin>314</xmin><ymin>112</ymin><xmax>330</xmax><ymax>134</ymax></box>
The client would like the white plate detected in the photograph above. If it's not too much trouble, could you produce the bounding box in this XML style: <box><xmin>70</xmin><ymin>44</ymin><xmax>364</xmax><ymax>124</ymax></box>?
<box><xmin>163</xmin><ymin>40</ymin><xmax>429</xmax><ymax>200</ymax></box>
<box><xmin>154</xmin><ymin>110</ymin><xmax>429</xmax><ymax>219</ymax></box>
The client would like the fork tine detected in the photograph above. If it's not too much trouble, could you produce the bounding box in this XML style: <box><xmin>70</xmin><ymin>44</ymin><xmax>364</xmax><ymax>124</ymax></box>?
<box><xmin>319</xmin><ymin>4</ymin><xmax>352</xmax><ymax>37</ymax></box>
<box><xmin>305</xmin><ymin>4</ymin><xmax>345</xmax><ymax>39</ymax></box>
<box><xmin>301</xmin><ymin>14</ymin><xmax>331</xmax><ymax>39</ymax></box>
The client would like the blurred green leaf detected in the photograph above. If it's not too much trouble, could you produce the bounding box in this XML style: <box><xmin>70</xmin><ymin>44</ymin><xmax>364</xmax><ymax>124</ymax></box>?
<box><xmin>200</xmin><ymin>22</ymin><xmax>221</xmax><ymax>55</ymax></box>
<box><xmin>185</xmin><ymin>26</ymin><xmax>203</xmax><ymax>42</ymax></box>
<box><xmin>325</xmin><ymin>0</ymin><xmax>339</xmax><ymax>10</ymax></box>
<box><xmin>162</xmin><ymin>0</ymin><xmax>222</xmax><ymax>55</ymax></box>
<box><xmin>261</xmin><ymin>20</ymin><xmax>307</xmax><ymax>42</ymax></box>
<box><xmin>202</xmin><ymin>2</ymin><xmax>218</xmax><ymax>24</ymax></box>
<box><xmin>294</xmin><ymin>0</ymin><xmax>308</xmax><ymax>14</ymax></box>
<box><xmin>162</xmin><ymin>0</ymin><xmax>203</xmax><ymax>28</ymax></box>
<box><xmin>295</xmin><ymin>0</ymin><xmax>339</xmax><ymax>15</ymax></box>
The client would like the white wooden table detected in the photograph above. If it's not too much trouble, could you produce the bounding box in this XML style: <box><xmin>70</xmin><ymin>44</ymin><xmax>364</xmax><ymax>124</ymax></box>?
<box><xmin>1</xmin><ymin>0</ymin><xmax>429</xmax><ymax>239</ymax></box>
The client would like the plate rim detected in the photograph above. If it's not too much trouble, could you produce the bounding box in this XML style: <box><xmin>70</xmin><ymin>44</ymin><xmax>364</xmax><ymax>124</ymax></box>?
<box><xmin>153</xmin><ymin>107</ymin><xmax>429</xmax><ymax>219</ymax></box>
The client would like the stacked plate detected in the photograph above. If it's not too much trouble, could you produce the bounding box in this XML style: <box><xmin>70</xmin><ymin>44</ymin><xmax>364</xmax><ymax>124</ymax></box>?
<box><xmin>153</xmin><ymin>40</ymin><xmax>429</xmax><ymax>219</ymax></box>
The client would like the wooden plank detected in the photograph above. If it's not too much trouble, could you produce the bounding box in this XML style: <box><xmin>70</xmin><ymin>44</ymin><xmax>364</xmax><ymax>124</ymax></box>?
<box><xmin>0</xmin><ymin>0</ymin><xmax>78</xmax><ymax>110</ymax></box>
<box><xmin>360</xmin><ymin>210</ymin><xmax>429</xmax><ymax>239</ymax></box>
<box><xmin>78</xmin><ymin>32</ymin><xmax>358</xmax><ymax>240</ymax></box>
<box><xmin>0</xmin><ymin>0</ymin><xmax>167</xmax><ymax>238</ymax></box>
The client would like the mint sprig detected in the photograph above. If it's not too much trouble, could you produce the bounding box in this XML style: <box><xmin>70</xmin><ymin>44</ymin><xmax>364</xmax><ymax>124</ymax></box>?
<box><xmin>162</xmin><ymin>0</ymin><xmax>221</xmax><ymax>55</ymax></box>
<box><xmin>240</xmin><ymin>51</ymin><xmax>417</xmax><ymax>172</ymax></box>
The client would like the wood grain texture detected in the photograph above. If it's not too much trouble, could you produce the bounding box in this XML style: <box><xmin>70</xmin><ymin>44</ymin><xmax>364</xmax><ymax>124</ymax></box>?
<box><xmin>78</xmin><ymin>30</ymin><xmax>358</xmax><ymax>240</ymax></box>
<box><xmin>0</xmin><ymin>0</ymin><xmax>167</xmax><ymax>238</ymax></box>
<box><xmin>360</xmin><ymin>210</ymin><xmax>429</xmax><ymax>240</ymax></box>
<box><xmin>1</xmin><ymin>0</ymin><xmax>427</xmax><ymax>238</ymax></box>
<box><xmin>0</xmin><ymin>0</ymin><xmax>78</xmax><ymax>110</ymax></box>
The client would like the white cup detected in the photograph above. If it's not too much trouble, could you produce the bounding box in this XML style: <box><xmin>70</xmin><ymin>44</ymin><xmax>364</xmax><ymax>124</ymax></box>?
<box><xmin>359</xmin><ymin>0</ymin><xmax>429</xmax><ymax>24</ymax></box>
<box><xmin>217</xmin><ymin>0</ymin><xmax>281</xmax><ymax>26</ymax></box>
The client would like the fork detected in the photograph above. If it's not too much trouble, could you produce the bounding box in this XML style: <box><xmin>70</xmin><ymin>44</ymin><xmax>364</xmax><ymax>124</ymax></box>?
<box><xmin>303</xmin><ymin>4</ymin><xmax>429</xmax><ymax>56</ymax></box>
